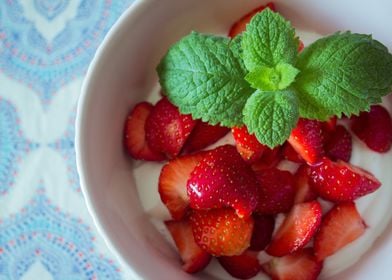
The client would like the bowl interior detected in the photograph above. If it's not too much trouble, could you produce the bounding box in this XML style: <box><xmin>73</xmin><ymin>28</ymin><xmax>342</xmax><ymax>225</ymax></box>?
<box><xmin>76</xmin><ymin>0</ymin><xmax>392</xmax><ymax>279</ymax></box>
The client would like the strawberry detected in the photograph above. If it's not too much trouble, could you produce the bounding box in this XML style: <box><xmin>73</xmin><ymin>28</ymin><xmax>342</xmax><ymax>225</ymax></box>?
<box><xmin>123</xmin><ymin>102</ymin><xmax>165</xmax><ymax>161</ymax></box>
<box><xmin>314</xmin><ymin>202</ymin><xmax>367</xmax><ymax>261</ymax></box>
<box><xmin>325</xmin><ymin>125</ymin><xmax>352</xmax><ymax>162</ymax></box>
<box><xmin>145</xmin><ymin>97</ymin><xmax>196</xmax><ymax>158</ymax></box>
<box><xmin>165</xmin><ymin>219</ymin><xmax>211</xmax><ymax>273</ymax></box>
<box><xmin>351</xmin><ymin>104</ymin><xmax>392</xmax><ymax>153</ymax></box>
<box><xmin>159</xmin><ymin>153</ymin><xmax>205</xmax><ymax>220</ymax></box>
<box><xmin>322</xmin><ymin>116</ymin><xmax>337</xmax><ymax>135</ymax></box>
<box><xmin>282</xmin><ymin>142</ymin><xmax>305</xmax><ymax>163</ymax></box>
<box><xmin>190</xmin><ymin>208</ymin><xmax>254</xmax><ymax>256</ymax></box>
<box><xmin>183</xmin><ymin>121</ymin><xmax>229</xmax><ymax>153</ymax></box>
<box><xmin>262</xmin><ymin>248</ymin><xmax>323</xmax><ymax>280</ymax></box>
<box><xmin>232</xmin><ymin>126</ymin><xmax>266</xmax><ymax>163</ymax></box>
<box><xmin>218</xmin><ymin>250</ymin><xmax>261</xmax><ymax>279</ymax></box>
<box><xmin>255</xmin><ymin>168</ymin><xmax>295</xmax><ymax>214</ymax></box>
<box><xmin>293</xmin><ymin>165</ymin><xmax>318</xmax><ymax>204</ymax></box>
<box><xmin>250</xmin><ymin>214</ymin><xmax>275</xmax><ymax>251</ymax></box>
<box><xmin>187</xmin><ymin>145</ymin><xmax>259</xmax><ymax>218</ymax></box>
<box><xmin>251</xmin><ymin>146</ymin><xmax>282</xmax><ymax>171</ymax></box>
<box><xmin>288</xmin><ymin>118</ymin><xmax>325</xmax><ymax>165</ymax></box>
<box><xmin>266</xmin><ymin>201</ymin><xmax>322</xmax><ymax>257</ymax></box>
<box><xmin>309</xmin><ymin>157</ymin><xmax>381</xmax><ymax>202</ymax></box>
<box><xmin>228</xmin><ymin>3</ymin><xmax>276</xmax><ymax>38</ymax></box>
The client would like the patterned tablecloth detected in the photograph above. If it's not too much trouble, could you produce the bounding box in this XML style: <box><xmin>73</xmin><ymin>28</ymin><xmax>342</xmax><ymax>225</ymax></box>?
<box><xmin>0</xmin><ymin>1</ymin><xmax>137</xmax><ymax>279</ymax></box>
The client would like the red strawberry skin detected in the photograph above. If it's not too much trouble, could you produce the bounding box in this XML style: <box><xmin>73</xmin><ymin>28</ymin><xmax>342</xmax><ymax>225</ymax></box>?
<box><xmin>262</xmin><ymin>248</ymin><xmax>323</xmax><ymax>280</ymax></box>
<box><xmin>293</xmin><ymin>164</ymin><xmax>318</xmax><ymax>204</ymax></box>
<box><xmin>314</xmin><ymin>202</ymin><xmax>366</xmax><ymax>261</ymax></box>
<box><xmin>325</xmin><ymin>125</ymin><xmax>352</xmax><ymax>162</ymax></box>
<box><xmin>187</xmin><ymin>145</ymin><xmax>259</xmax><ymax>218</ymax></box>
<box><xmin>251</xmin><ymin>146</ymin><xmax>282</xmax><ymax>171</ymax></box>
<box><xmin>190</xmin><ymin>208</ymin><xmax>254</xmax><ymax>256</ymax></box>
<box><xmin>309</xmin><ymin>158</ymin><xmax>381</xmax><ymax>202</ymax></box>
<box><xmin>232</xmin><ymin>126</ymin><xmax>266</xmax><ymax>163</ymax></box>
<box><xmin>159</xmin><ymin>153</ymin><xmax>205</xmax><ymax>220</ymax></box>
<box><xmin>250</xmin><ymin>214</ymin><xmax>275</xmax><ymax>251</ymax></box>
<box><xmin>282</xmin><ymin>142</ymin><xmax>305</xmax><ymax>163</ymax></box>
<box><xmin>266</xmin><ymin>201</ymin><xmax>322</xmax><ymax>257</ymax></box>
<box><xmin>184</xmin><ymin>121</ymin><xmax>229</xmax><ymax>153</ymax></box>
<box><xmin>228</xmin><ymin>3</ymin><xmax>276</xmax><ymax>38</ymax></box>
<box><xmin>124</xmin><ymin>102</ymin><xmax>165</xmax><ymax>161</ymax></box>
<box><xmin>165</xmin><ymin>219</ymin><xmax>211</xmax><ymax>273</ymax></box>
<box><xmin>145</xmin><ymin>97</ymin><xmax>196</xmax><ymax>159</ymax></box>
<box><xmin>218</xmin><ymin>250</ymin><xmax>261</xmax><ymax>279</ymax></box>
<box><xmin>288</xmin><ymin>118</ymin><xmax>325</xmax><ymax>165</ymax></box>
<box><xmin>351</xmin><ymin>104</ymin><xmax>392</xmax><ymax>153</ymax></box>
<box><xmin>255</xmin><ymin>168</ymin><xmax>295</xmax><ymax>214</ymax></box>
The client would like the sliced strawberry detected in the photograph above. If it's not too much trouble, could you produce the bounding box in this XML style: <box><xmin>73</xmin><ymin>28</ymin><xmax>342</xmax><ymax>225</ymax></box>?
<box><xmin>266</xmin><ymin>201</ymin><xmax>322</xmax><ymax>257</ymax></box>
<box><xmin>255</xmin><ymin>168</ymin><xmax>295</xmax><ymax>214</ymax></box>
<box><xmin>322</xmin><ymin>116</ymin><xmax>337</xmax><ymax>135</ymax></box>
<box><xmin>184</xmin><ymin>121</ymin><xmax>229</xmax><ymax>153</ymax></box>
<box><xmin>187</xmin><ymin>145</ymin><xmax>259</xmax><ymax>218</ymax></box>
<box><xmin>190</xmin><ymin>208</ymin><xmax>254</xmax><ymax>256</ymax></box>
<box><xmin>325</xmin><ymin>125</ymin><xmax>352</xmax><ymax>162</ymax></box>
<box><xmin>351</xmin><ymin>104</ymin><xmax>392</xmax><ymax>153</ymax></box>
<box><xmin>314</xmin><ymin>202</ymin><xmax>367</xmax><ymax>261</ymax></box>
<box><xmin>232</xmin><ymin>126</ymin><xmax>266</xmax><ymax>163</ymax></box>
<box><xmin>250</xmin><ymin>214</ymin><xmax>275</xmax><ymax>251</ymax></box>
<box><xmin>262</xmin><ymin>248</ymin><xmax>323</xmax><ymax>280</ymax></box>
<box><xmin>293</xmin><ymin>165</ymin><xmax>318</xmax><ymax>204</ymax></box>
<box><xmin>165</xmin><ymin>219</ymin><xmax>211</xmax><ymax>273</ymax></box>
<box><xmin>145</xmin><ymin>97</ymin><xmax>196</xmax><ymax>159</ymax></box>
<box><xmin>309</xmin><ymin>158</ymin><xmax>381</xmax><ymax>202</ymax></box>
<box><xmin>251</xmin><ymin>146</ymin><xmax>282</xmax><ymax>171</ymax></box>
<box><xmin>159</xmin><ymin>153</ymin><xmax>205</xmax><ymax>220</ymax></box>
<box><xmin>124</xmin><ymin>102</ymin><xmax>165</xmax><ymax>161</ymax></box>
<box><xmin>228</xmin><ymin>3</ymin><xmax>276</xmax><ymax>38</ymax></box>
<box><xmin>282</xmin><ymin>142</ymin><xmax>304</xmax><ymax>163</ymax></box>
<box><xmin>288</xmin><ymin>118</ymin><xmax>325</xmax><ymax>165</ymax></box>
<box><xmin>218</xmin><ymin>250</ymin><xmax>261</xmax><ymax>279</ymax></box>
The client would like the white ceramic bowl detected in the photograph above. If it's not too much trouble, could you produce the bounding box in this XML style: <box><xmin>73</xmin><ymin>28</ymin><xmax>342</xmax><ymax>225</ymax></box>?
<box><xmin>76</xmin><ymin>0</ymin><xmax>392</xmax><ymax>279</ymax></box>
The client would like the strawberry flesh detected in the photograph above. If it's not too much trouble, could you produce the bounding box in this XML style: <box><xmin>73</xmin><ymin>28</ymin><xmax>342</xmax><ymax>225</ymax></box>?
<box><xmin>124</xmin><ymin>102</ymin><xmax>165</xmax><ymax>161</ymax></box>
<box><xmin>187</xmin><ymin>145</ymin><xmax>259</xmax><ymax>218</ymax></box>
<box><xmin>218</xmin><ymin>250</ymin><xmax>261</xmax><ymax>279</ymax></box>
<box><xmin>325</xmin><ymin>125</ymin><xmax>352</xmax><ymax>162</ymax></box>
<box><xmin>232</xmin><ymin>126</ymin><xmax>266</xmax><ymax>163</ymax></box>
<box><xmin>266</xmin><ymin>201</ymin><xmax>322</xmax><ymax>257</ymax></box>
<box><xmin>250</xmin><ymin>214</ymin><xmax>275</xmax><ymax>251</ymax></box>
<box><xmin>282</xmin><ymin>142</ymin><xmax>305</xmax><ymax>163</ymax></box>
<box><xmin>314</xmin><ymin>202</ymin><xmax>366</xmax><ymax>261</ymax></box>
<box><xmin>309</xmin><ymin>157</ymin><xmax>381</xmax><ymax>202</ymax></box>
<box><xmin>190</xmin><ymin>208</ymin><xmax>254</xmax><ymax>256</ymax></box>
<box><xmin>251</xmin><ymin>146</ymin><xmax>282</xmax><ymax>171</ymax></box>
<box><xmin>293</xmin><ymin>164</ymin><xmax>318</xmax><ymax>204</ymax></box>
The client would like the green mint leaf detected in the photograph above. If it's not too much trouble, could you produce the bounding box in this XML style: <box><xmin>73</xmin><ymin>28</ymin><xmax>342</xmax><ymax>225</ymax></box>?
<box><xmin>242</xmin><ymin>9</ymin><xmax>299</xmax><ymax>71</ymax></box>
<box><xmin>245</xmin><ymin>63</ymin><xmax>300</xmax><ymax>91</ymax></box>
<box><xmin>157</xmin><ymin>32</ymin><xmax>253</xmax><ymax>126</ymax></box>
<box><xmin>295</xmin><ymin>32</ymin><xmax>392</xmax><ymax>119</ymax></box>
<box><xmin>243</xmin><ymin>90</ymin><xmax>299</xmax><ymax>148</ymax></box>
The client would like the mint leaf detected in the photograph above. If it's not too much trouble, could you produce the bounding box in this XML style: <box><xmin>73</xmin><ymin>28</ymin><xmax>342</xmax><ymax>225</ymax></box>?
<box><xmin>295</xmin><ymin>32</ymin><xmax>392</xmax><ymax>119</ymax></box>
<box><xmin>242</xmin><ymin>9</ymin><xmax>299</xmax><ymax>71</ymax></box>
<box><xmin>243</xmin><ymin>90</ymin><xmax>299</xmax><ymax>148</ymax></box>
<box><xmin>245</xmin><ymin>63</ymin><xmax>300</xmax><ymax>91</ymax></box>
<box><xmin>157</xmin><ymin>32</ymin><xmax>253</xmax><ymax>126</ymax></box>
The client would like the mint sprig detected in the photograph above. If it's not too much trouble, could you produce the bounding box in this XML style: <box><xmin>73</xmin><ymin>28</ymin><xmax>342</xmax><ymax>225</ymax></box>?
<box><xmin>157</xmin><ymin>8</ymin><xmax>392</xmax><ymax>148</ymax></box>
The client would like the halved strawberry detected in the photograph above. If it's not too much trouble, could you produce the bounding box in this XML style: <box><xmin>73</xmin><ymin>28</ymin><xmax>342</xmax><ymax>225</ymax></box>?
<box><xmin>314</xmin><ymin>202</ymin><xmax>367</xmax><ymax>261</ymax></box>
<box><xmin>266</xmin><ymin>201</ymin><xmax>322</xmax><ymax>257</ymax></box>
<box><xmin>183</xmin><ymin>121</ymin><xmax>229</xmax><ymax>153</ymax></box>
<box><xmin>218</xmin><ymin>250</ymin><xmax>261</xmax><ymax>279</ymax></box>
<box><xmin>293</xmin><ymin>165</ymin><xmax>318</xmax><ymax>204</ymax></box>
<box><xmin>351</xmin><ymin>104</ymin><xmax>392</xmax><ymax>153</ymax></box>
<box><xmin>145</xmin><ymin>97</ymin><xmax>196</xmax><ymax>159</ymax></box>
<box><xmin>255</xmin><ymin>168</ymin><xmax>295</xmax><ymax>214</ymax></box>
<box><xmin>165</xmin><ymin>219</ymin><xmax>211</xmax><ymax>273</ymax></box>
<box><xmin>124</xmin><ymin>102</ymin><xmax>165</xmax><ymax>161</ymax></box>
<box><xmin>251</xmin><ymin>146</ymin><xmax>282</xmax><ymax>171</ymax></box>
<box><xmin>159</xmin><ymin>153</ymin><xmax>205</xmax><ymax>220</ymax></box>
<box><xmin>288</xmin><ymin>118</ymin><xmax>325</xmax><ymax>165</ymax></box>
<box><xmin>190</xmin><ymin>208</ymin><xmax>254</xmax><ymax>256</ymax></box>
<box><xmin>262</xmin><ymin>248</ymin><xmax>323</xmax><ymax>280</ymax></box>
<box><xmin>282</xmin><ymin>142</ymin><xmax>305</xmax><ymax>163</ymax></box>
<box><xmin>309</xmin><ymin>157</ymin><xmax>381</xmax><ymax>202</ymax></box>
<box><xmin>322</xmin><ymin>116</ymin><xmax>337</xmax><ymax>135</ymax></box>
<box><xmin>232</xmin><ymin>126</ymin><xmax>266</xmax><ymax>163</ymax></box>
<box><xmin>228</xmin><ymin>3</ymin><xmax>276</xmax><ymax>38</ymax></box>
<box><xmin>325</xmin><ymin>125</ymin><xmax>352</xmax><ymax>162</ymax></box>
<box><xmin>250</xmin><ymin>214</ymin><xmax>275</xmax><ymax>251</ymax></box>
<box><xmin>187</xmin><ymin>145</ymin><xmax>259</xmax><ymax>218</ymax></box>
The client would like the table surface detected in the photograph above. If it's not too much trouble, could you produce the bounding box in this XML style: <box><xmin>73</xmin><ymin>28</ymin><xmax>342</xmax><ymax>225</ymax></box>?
<box><xmin>0</xmin><ymin>1</ymin><xmax>136</xmax><ymax>279</ymax></box>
